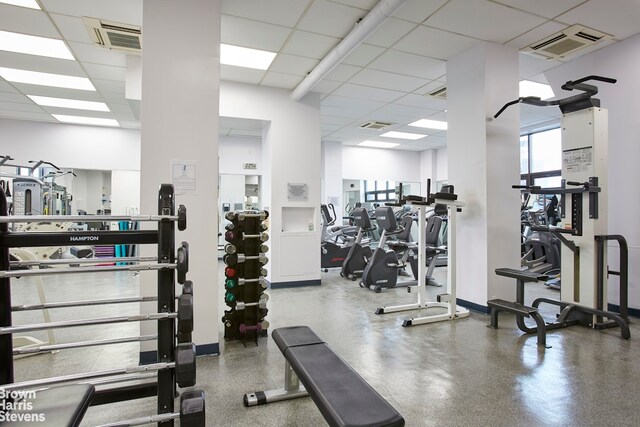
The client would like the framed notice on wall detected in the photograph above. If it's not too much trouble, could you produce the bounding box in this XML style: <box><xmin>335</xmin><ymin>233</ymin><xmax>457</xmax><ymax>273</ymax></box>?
<box><xmin>287</xmin><ymin>183</ymin><xmax>308</xmax><ymax>201</ymax></box>
<box><xmin>171</xmin><ymin>160</ymin><xmax>197</xmax><ymax>194</ymax></box>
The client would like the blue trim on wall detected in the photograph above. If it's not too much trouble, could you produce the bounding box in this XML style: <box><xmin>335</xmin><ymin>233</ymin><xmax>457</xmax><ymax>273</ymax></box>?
<box><xmin>608</xmin><ymin>303</ymin><xmax>640</xmax><ymax>319</ymax></box>
<box><xmin>139</xmin><ymin>342</ymin><xmax>219</xmax><ymax>364</ymax></box>
<box><xmin>269</xmin><ymin>279</ymin><xmax>321</xmax><ymax>289</ymax></box>
<box><xmin>457</xmin><ymin>298</ymin><xmax>490</xmax><ymax>314</ymax></box>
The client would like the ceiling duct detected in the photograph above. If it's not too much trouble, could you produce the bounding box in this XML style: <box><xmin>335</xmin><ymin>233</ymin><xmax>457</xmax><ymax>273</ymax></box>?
<box><xmin>290</xmin><ymin>0</ymin><xmax>407</xmax><ymax>101</ymax></box>
<box><xmin>360</xmin><ymin>121</ymin><xmax>393</xmax><ymax>130</ymax></box>
<box><xmin>521</xmin><ymin>24</ymin><xmax>609</xmax><ymax>60</ymax></box>
<box><xmin>427</xmin><ymin>86</ymin><xmax>447</xmax><ymax>99</ymax></box>
<box><xmin>83</xmin><ymin>17</ymin><xmax>142</xmax><ymax>54</ymax></box>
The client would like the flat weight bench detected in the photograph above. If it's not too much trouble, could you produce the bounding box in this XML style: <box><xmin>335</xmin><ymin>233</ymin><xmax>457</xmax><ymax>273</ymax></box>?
<box><xmin>2</xmin><ymin>384</ymin><xmax>94</xmax><ymax>427</ymax></box>
<box><xmin>487</xmin><ymin>268</ymin><xmax>549</xmax><ymax>348</ymax></box>
<box><xmin>244</xmin><ymin>326</ymin><xmax>405</xmax><ymax>427</ymax></box>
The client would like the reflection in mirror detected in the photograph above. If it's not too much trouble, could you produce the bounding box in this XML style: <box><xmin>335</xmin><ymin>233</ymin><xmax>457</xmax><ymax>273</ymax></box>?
<box><xmin>342</xmin><ymin>179</ymin><xmax>420</xmax><ymax>218</ymax></box>
<box><xmin>218</xmin><ymin>174</ymin><xmax>261</xmax><ymax>247</ymax></box>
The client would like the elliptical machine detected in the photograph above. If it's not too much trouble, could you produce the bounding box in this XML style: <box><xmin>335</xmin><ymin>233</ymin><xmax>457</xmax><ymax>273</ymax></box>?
<box><xmin>340</xmin><ymin>207</ymin><xmax>373</xmax><ymax>280</ymax></box>
<box><xmin>321</xmin><ymin>204</ymin><xmax>356</xmax><ymax>271</ymax></box>
<box><xmin>360</xmin><ymin>206</ymin><xmax>407</xmax><ymax>292</ymax></box>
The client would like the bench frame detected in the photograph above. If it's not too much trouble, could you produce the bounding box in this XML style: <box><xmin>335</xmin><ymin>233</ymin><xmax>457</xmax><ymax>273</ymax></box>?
<box><xmin>244</xmin><ymin>360</ymin><xmax>309</xmax><ymax>406</ymax></box>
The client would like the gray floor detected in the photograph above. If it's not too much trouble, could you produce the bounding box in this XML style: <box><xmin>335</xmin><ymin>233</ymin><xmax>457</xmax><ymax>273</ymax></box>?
<box><xmin>9</xmin><ymin>263</ymin><xmax>640</xmax><ymax>426</ymax></box>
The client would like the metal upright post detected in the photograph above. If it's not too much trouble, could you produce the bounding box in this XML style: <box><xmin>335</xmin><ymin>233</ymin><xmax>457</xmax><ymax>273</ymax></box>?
<box><xmin>417</xmin><ymin>205</ymin><xmax>427</xmax><ymax>308</ymax></box>
<box><xmin>157</xmin><ymin>184</ymin><xmax>176</xmax><ymax>426</ymax></box>
<box><xmin>447</xmin><ymin>204</ymin><xmax>457</xmax><ymax>317</ymax></box>
<box><xmin>0</xmin><ymin>190</ymin><xmax>13</xmax><ymax>387</ymax></box>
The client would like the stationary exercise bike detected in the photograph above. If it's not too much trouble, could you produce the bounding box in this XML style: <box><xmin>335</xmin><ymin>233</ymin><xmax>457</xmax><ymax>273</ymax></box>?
<box><xmin>321</xmin><ymin>204</ymin><xmax>356</xmax><ymax>271</ymax></box>
<box><xmin>340</xmin><ymin>207</ymin><xmax>373</xmax><ymax>280</ymax></box>
<box><xmin>360</xmin><ymin>206</ymin><xmax>408</xmax><ymax>292</ymax></box>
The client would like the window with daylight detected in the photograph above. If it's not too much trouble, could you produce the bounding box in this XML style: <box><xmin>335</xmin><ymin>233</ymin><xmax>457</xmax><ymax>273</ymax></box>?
<box><xmin>364</xmin><ymin>180</ymin><xmax>396</xmax><ymax>202</ymax></box>
<box><xmin>520</xmin><ymin>128</ymin><xmax>561</xmax><ymax>188</ymax></box>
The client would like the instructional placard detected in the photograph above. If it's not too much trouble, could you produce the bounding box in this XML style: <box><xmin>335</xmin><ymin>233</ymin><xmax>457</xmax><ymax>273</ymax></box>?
<box><xmin>171</xmin><ymin>160</ymin><xmax>197</xmax><ymax>194</ymax></box>
<box><xmin>287</xmin><ymin>183</ymin><xmax>308</xmax><ymax>201</ymax></box>
<box><xmin>563</xmin><ymin>147</ymin><xmax>592</xmax><ymax>174</ymax></box>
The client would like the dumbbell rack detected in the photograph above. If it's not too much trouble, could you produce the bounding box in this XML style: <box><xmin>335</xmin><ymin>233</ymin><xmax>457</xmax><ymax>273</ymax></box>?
<box><xmin>222</xmin><ymin>210</ymin><xmax>269</xmax><ymax>346</ymax></box>
<box><xmin>0</xmin><ymin>184</ymin><xmax>202</xmax><ymax>426</ymax></box>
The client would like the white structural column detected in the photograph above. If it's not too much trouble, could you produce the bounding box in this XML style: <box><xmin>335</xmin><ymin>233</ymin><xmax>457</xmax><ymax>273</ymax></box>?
<box><xmin>321</xmin><ymin>141</ymin><xmax>344</xmax><ymax>220</ymax></box>
<box><xmin>447</xmin><ymin>42</ymin><xmax>521</xmax><ymax>308</ymax></box>
<box><xmin>220</xmin><ymin>82</ymin><xmax>322</xmax><ymax>287</ymax></box>
<box><xmin>419</xmin><ymin>149</ymin><xmax>437</xmax><ymax>197</ymax></box>
<box><xmin>140</xmin><ymin>0</ymin><xmax>221</xmax><ymax>357</ymax></box>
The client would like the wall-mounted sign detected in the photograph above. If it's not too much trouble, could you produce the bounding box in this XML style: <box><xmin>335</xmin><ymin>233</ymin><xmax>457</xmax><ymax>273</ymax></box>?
<box><xmin>287</xmin><ymin>183</ymin><xmax>308</xmax><ymax>202</ymax></box>
<box><xmin>563</xmin><ymin>146</ymin><xmax>592</xmax><ymax>174</ymax></box>
<box><xmin>171</xmin><ymin>160</ymin><xmax>197</xmax><ymax>194</ymax></box>
<box><xmin>243</xmin><ymin>162</ymin><xmax>257</xmax><ymax>170</ymax></box>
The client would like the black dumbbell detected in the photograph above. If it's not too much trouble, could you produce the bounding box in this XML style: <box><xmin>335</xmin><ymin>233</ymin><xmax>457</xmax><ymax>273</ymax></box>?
<box><xmin>178</xmin><ymin>205</ymin><xmax>187</xmax><ymax>231</ymax></box>
<box><xmin>177</xmin><ymin>241</ymin><xmax>189</xmax><ymax>284</ymax></box>
<box><xmin>178</xmin><ymin>293</ymin><xmax>194</xmax><ymax>343</ymax></box>
<box><xmin>180</xmin><ymin>389</ymin><xmax>206</xmax><ymax>426</ymax></box>
<box><xmin>182</xmin><ymin>280</ymin><xmax>193</xmax><ymax>295</ymax></box>
<box><xmin>176</xmin><ymin>342</ymin><xmax>196</xmax><ymax>387</ymax></box>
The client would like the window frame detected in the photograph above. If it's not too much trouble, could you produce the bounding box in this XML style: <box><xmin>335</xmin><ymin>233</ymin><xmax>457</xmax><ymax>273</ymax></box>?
<box><xmin>520</xmin><ymin>127</ymin><xmax>562</xmax><ymax>188</ymax></box>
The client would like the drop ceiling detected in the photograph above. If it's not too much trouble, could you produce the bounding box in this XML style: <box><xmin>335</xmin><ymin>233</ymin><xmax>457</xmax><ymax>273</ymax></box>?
<box><xmin>0</xmin><ymin>0</ymin><xmax>638</xmax><ymax>151</ymax></box>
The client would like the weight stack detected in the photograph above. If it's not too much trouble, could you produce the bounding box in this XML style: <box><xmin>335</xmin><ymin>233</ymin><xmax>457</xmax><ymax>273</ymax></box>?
<box><xmin>221</xmin><ymin>210</ymin><xmax>269</xmax><ymax>345</ymax></box>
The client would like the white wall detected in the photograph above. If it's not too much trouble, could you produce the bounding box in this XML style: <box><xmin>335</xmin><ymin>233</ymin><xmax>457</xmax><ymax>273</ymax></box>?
<box><xmin>341</xmin><ymin>146</ymin><xmax>421</xmax><ymax>182</ymax></box>
<box><xmin>436</xmin><ymin>147</ymin><xmax>448</xmax><ymax>182</ymax></box>
<box><xmin>322</xmin><ymin>141</ymin><xmax>343</xmax><ymax>218</ymax></box>
<box><xmin>111</xmin><ymin>170</ymin><xmax>141</xmax><ymax>215</ymax></box>
<box><xmin>0</xmin><ymin>118</ymin><xmax>140</xmax><ymax>171</ymax></box>
<box><xmin>544</xmin><ymin>34</ymin><xmax>640</xmax><ymax>310</ymax></box>
<box><xmin>219</xmin><ymin>136</ymin><xmax>262</xmax><ymax>175</ymax></box>
<box><xmin>220</xmin><ymin>81</ymin><xmax>321</xmax><ymax>286</ymax></box>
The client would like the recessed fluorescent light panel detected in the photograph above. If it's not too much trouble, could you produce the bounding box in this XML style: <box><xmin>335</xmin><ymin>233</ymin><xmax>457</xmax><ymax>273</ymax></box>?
<box><xmin>0</xmin><ymin>0</ymin><xmax>40</xmax><ymax>9</ymax></box>
<box><xmin>380</xmin><ymin>131</ymin><xmax>426</xmax><ymax>140</ymax></box>
<box><xmin>358</xmin><ymin>140</ymin><xmax>399</xmax><ymax>148</ymax></box>
<box><xmin>408</xmin><ymin>119</ymin><xmax>447</xmax><ymax>130</ymax></box>
<box><xmin>220</xmin><ymin>44</ymin><xmax>276</xmax><ymax>70</ymax></box>
<box><xmin>0</xmin><ymin>67</ymin><xmax>95</xmax><ymax>91</ymax></box>
<box><xmin>52</xmin><ymin>114</ymin><xmax>119</xmax><ymax>127</ymax></box>
<box><xmin>519</xmin><ymin>80</ymin><xmax>554</xmax><ymax>100</ymax></box>
<box><xmin>0</xmin><ymin>30</ymin><xmax>73</xmax><ymax>60</ymax></box>
<box><xmin>28</xmin><ymin>95</ymin><xmax>109</xmax><ymax>112</ymax></box>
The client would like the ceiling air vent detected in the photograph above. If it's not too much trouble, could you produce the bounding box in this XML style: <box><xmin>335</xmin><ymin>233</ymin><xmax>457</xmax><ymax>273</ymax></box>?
<box><xmin>83</xmin><ymin>17</ymin><xmax>142</xmax><ymax>54</ymax></box>
<box><xmin>522</xmin><ymin>24</ymin><xmax>610</xmax><ymax>60</ymax></box>
<box><xmin>360</xmin><ymin>121</ymin><xmax>393</xmax><ymax>130</ymax></box>
<box><xmin>427</xmin><ymin>86</ymin><xmax>447</xmax><ymax>99</ymax></box>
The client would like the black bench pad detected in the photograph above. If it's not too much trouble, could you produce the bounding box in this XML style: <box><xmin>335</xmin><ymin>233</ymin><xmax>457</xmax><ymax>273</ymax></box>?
<box><xmin>275</xmin><ymin>327</ymin><xmax>404</xmax><ymax>427</ymax></box>
<box><xmin>3</xmin><ymin>384</ymin><xmax>94</xmax><ymax>427</ymax></box>
<box><xmin>495</xmin><ymin>268</ymin><xmax>548</xmax><ymax>282</ymax></box>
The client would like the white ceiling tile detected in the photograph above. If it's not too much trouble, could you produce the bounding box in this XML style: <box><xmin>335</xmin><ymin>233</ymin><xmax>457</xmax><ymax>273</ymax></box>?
<box><xmin>40</xmin><ymin>0</ymin><xmax>143</xmax><ymax>26</ymax></box>
<box><xmin>221</xmin><ymin>14</ymin><xmax>292</xmax><ymax>52</ymax></box>
<box><xmin>369</xmin><ymin>49</ymin><xmax>445</xmax><ymax>79</ymax></box>
<box><xmin>118</xmin><ymin>120</ymin><xmax>140</xmax><ymax>129</ymax></box>
<box><xmin>11</xmin><ymin>83</ymin><xmax>104</xmax><ymax>101</ymax></box>
<box><xmin>0</xmin><ymin>90</ymin><xmax>30</xmax><ymax>103</ymax></box>
<box><xmin>0</xmin><ymin>108</ymin><xmax>54</xmax><ymax>121</ymax></box>
<box><xmin>220</xmin><ymin>64</ymin><xmax>265</xmax><ymax>85</ymax></box>
<box><xmin>100</xmin><ymin>92</ymin><xmax>129</xmax><ymax>103</ymax></box>
<box><xmin>322</xmin><ymin>95</ymin><xmax>386</xmax><ymax>111</ymax></box>
<box><xmin>321</xmin><ymin>115</ymin><xmax>354</xmax><ymax>125</ymax></box>
<box><xmin>112</xmin><ymin>109</ymin><xmax>137</xmax><ymax>122</ymax></box>
<box><xmin>325</xmin><ymin>64</ymin><xmax>362</xmax><ymax>82</ymax></box>
<box><xmin>107</xmin><ymin>103</ymin><xmax>133</xmax><ymax>114</ymax></box>
<box><xmin>342</xmin><ymin>43</ymin><xmax>386</xmax><ymax>67</ymax></box>
<box><xmin>82</xmin><ymin>63</ymin><xmax>126</xmax><ymax>82</ymax></box>
<box><xmin>375</xmin><ymin>103</ymin><xmax>432</xmax><ymax>119</ymax></box>
<box><xmin>0</xmin><ymin>51</ymin><xmax>84</xmax><ymax>76</ymax></box>
<box><xmin>426</xmin><ymin>0</ymin><xmax>546</xmax><ymax>43</ymax></box>
<box><xmin>260</xmin><ymin>71</ymin><xmax>303</xmax><ymax>90</ymax></box>
<box><xmin>362</xmin><ymin>17</ymin><xmax>416</xmax><ymax>48</ymax></box>
<box><xmin>328</xmin><ymin>0</ymin><xmax>377</xmax><ymax>10</ymax></box>
<box><xmin>69</xmin><ymin>42</ymin><xmax>127</xmax><ymax>67</ymax></box>
<box><xmin>394</xmin><ymin>25</ymin><xmax>478</xmax><ymax>60</ymax></box>
<box><xmin>49</xmin><ymin>13</ymin><xmax>93</xmax><ymax>44</ymax></box>
<box><xmin>269</xmin><ymin>54</ymin><xmax>319</xmax><ymax>76</ymax></box>
<box><xmin>506</xmin><ymin>21</ymin><xmax>567</xmax><ymax>49</ymax></box>
<box><xmin>321</xmin><ymin>105</ymin><xmax>367</xmax><ymax>119</ymax></box>
<box><xmin>393</xmin><ymin>0</ymin><xmax>449</xmax><ymax>24</ymax></box>
<box><xmin>348</xmin><ymin>68</ymin><xmax>428</xmax><ymax>92</ymax></box>
<box><xmin>365</xmin><ymin>112</ymin><xmax>426</xmax><ymax>126</ymax></box>
<box><xmin>92</xmin><ymin>78</ymin><xmax>125</xmax><ymax>94</ymax></box>
<box><xmin>310</xmin><ymin>79</ymin><xmax>342</xmax><ymax>94</ymax></box>
<box><xmin>221</xmin><ymin>0</ymin><xmax>312</xmax><ymax>28</ymax></box>
<box><xmin>281</xmin><ymin>30</ymin><xmax>340</xmax><ymax>59</ymax></box>
<box><xmin>0</xmin><ymin>4</ymin><xmax>59</xmax><ymax>38</ymax></box>
<box><xmin>298</xmin><ymin>0</ymin><xmax>367</xmax><ymax>38</ymax></box>
<box><xmin>333</xmin><ymin>83</ymin><xmax>405</xmax><ymax>102</ymax></box>
<box><xmin>0</xmin><ymin>80</ymin><xmax>18</xmax><ymax>92</ymax></box>
<box><xmin>412</xmin><ymin>80</ymin><xmax>447</xmax><ymax>96</ymax></box>
<box><xmin>42</xmin><ymin>106</ymin><xmax>115</xmax><ymax>119</ymax></box>
<box><xmin>519</xmin><ymin>53</ymin><xmax>560</xmax><ymax>80</ymax></box>
<box><xmin>555</xmin><ymin>0</ymin><xmax>640</xmax><ymax>37</ymax></box>
<box><xmin>395</xmin><ymin>93</ymin><xmax>445</xmax><ymax>112</ymax></box>
<box><xmin>492</xmin><ymin>0</ymin><xmax>588</xmax><ymax>19</ymax></box>
<box><xmin>0</xmin><ymin>100</ymin><xmax>43</xmax><ymax>113</ymax></box>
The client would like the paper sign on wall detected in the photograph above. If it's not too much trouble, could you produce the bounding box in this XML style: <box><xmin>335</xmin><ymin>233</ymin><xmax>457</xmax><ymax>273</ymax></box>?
<box><xmin>287</xmin><ymin>183</ymin><xmax>308</xmax><ymax>201</ymax></box>
<box><xmin>171</xmin><ymin>160</ymin><xmax>197</xmax><ymax>194</ymax></box>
